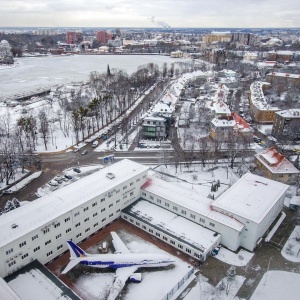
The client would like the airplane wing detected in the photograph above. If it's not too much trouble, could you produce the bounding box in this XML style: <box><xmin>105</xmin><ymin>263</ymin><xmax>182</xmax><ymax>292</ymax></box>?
<box><xmin>111</xmin><ymin>231</ymin><xmax>131</xmax><ymax>254</ymax></box>
<box><xmin>107</xmin><ymin>266</ymin><xmax>138</xmax><ymax>300</ymax></box>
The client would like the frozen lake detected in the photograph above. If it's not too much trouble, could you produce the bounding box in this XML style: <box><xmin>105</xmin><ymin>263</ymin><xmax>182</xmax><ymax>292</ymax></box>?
<box><xmin>0</xmin><ymin>54</ymin><xmax>190</xmax><ymax>98</ymax></box>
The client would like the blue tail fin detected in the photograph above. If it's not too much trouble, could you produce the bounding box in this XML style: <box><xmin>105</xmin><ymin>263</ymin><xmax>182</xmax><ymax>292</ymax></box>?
<box><xmin>67</xmin><ymin>240</ymin><xmax>88</xmax><ymax>258</ymax></box>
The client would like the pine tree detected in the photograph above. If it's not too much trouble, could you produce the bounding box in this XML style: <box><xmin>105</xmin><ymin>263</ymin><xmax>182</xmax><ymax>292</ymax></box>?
<box><xmin>107</xmin><ymin>64</ymin><xmax>111</xmax><ymax>77</ymax></box>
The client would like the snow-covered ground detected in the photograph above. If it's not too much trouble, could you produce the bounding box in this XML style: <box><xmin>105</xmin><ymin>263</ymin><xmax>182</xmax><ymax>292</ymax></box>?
<box><xmin>72</xmin><ymin>229</ymin><xmax>193</xmax><ymax>300</ymax></box>
<box><xmin>184</xmin><ymin>273</ymin><xmax>245</xmax><ymax>300</ymax></box>
<box><xmin>281</xmin><ymin>226</ymin><xmax>300</xmax><ymax>262</ymax></box>
<box><xmin>250</xmin><ymin>271</ymin><xmax>300</xmax><ymax>300</ymax></box>
<box><xmin>215</xmin><ymin>248</ymin><xmax>254</xmax><ymax>267</ymax></box>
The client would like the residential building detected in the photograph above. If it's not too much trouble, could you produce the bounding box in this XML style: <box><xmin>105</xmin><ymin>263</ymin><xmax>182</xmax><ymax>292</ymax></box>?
<box><xmin>203</xmin><ymin>32</ymin><xmax>232</xmax><ymax>44</ymax></box>
<box><xmin>267</xmin><ymin>50</ymin><xmax>294</xmax><ymax>63</ymax></box>
<box><xmin>249</xmin><ymin>81</ymin><xmax>280</xmax><ymax>123</ymax></box>
<box><xmin>243</xmin><ymin>52</ymin><xmax>258</xmax><ymax>61</ymax></box>
<box><xmin>272</xmin><ymin>109</ymin><xmax>300</xmax><ymax>140</ymax></box>
<box><xmin>142</xmin><ymin>116</ymin><xmax>166</xmax><ymax>138</ymax></box>
<box><xmin>96</xmin><ymin>31</ymin><xmax>112</xmax><ymax>44</ymax></box>
<box><xmin>66</xmin><ymin>32</ymin><xmax>83</xmax><ymax>45</ymax></box>
<box><xmin>265</xmin><ymin>72</ymin><xmax>300</xmax><ymax>89</ymax></box>
<box><xmin>254</xmin><ymin>147</ymin><xmax>300</xmax><ymax>183</ymax></box>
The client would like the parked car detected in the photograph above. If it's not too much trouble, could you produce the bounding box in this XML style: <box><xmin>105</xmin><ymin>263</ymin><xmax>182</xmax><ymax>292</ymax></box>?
<box><xmin>73</xmin><ymin>168</ymin><xmax>81</xmax><ymax>173</ymax></box>
<box><xmin>48</xmin><ymin>180</ymin><xmax>58</xmax><ymax>186</ymax></box>
<box><xmin>252</xmin><ymin>136</ymin><xmax>261</xmax><ymax>143</ymax></box>
<box><xmin>73</xmin><ymin>148</ymin><xmax>79</xmax><ymax>153</ymax></box>
<box><xmin>3</xmin><ymin>189</ymin><xmax>13</xmax><ymax>195</ymax></box>
<box><xmin>81</xmin><ymin>150</ymin><xmax>88</xmax><ymax>155</ymax></box>
<box><xmin>92</xmin><ymin>141</ymin><xmax>99</xmax><ymax>148</ymax></box>
<box><xmin>64</xmin><ymin>174</ymin><xmax>73</xmax><ymax>180</ymax></box>
<box><xmin>54</xmin><ymin>176</ymin><xmax>63</xmax><ymax>182</ymax></box>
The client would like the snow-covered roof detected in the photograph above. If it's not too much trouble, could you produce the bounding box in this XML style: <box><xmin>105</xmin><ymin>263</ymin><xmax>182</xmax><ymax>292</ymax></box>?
<box><xmin>267</xmin><ymin>72</ymin><xmax>300</xmax><ymax>79</ymax></box>
<box><xmin>212</xmin><ymin>173</ymin><xmax>289</xmax><ymax>224</ymax></box>
<box><xmin>211</xmin><ymin>118</ymin><xmax>235</xmax><ymax>127</ymax></box>
<box><xmin>143</xmin><ymin>176</ymin><xmax>244</xmax><ymax>232</ymax></box>
<box><xmin>250</xmin><ymin>81</ymin><xmax>279</xmax><ymax>111</ymax></box>
<box><xmin>0</xmin><ymin>278</ymin><xmax>21</xmax><ymax>300</ymax></box>
<box><xmin>275</xmin><ymin>109</ymin><xmax>300</xmax><ymax>118</ymax></box>
<box><xmin>125</xmin><ymin>200</ymin><xmax>220</xmax><ymax>252</ymax></box>
<box><xmin>152</xmin><ymin>102</ymin><xmax>174</xmax><ymax>114</ymax></box>
<box><xmin>255</xmin><ymin>147</ymin><xmax>300</xmax><ymax>174</ymax></box>
<box><xmin>0</xmin><ymin>159</ymin><xmax>149</xmax><ymax>248</ymax></box>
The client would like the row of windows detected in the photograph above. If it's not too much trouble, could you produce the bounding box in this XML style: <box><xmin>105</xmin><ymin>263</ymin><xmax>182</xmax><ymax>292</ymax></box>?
<box><xmin>144</xmin><ymin>193</ymin><xmax>216</xmax><ymax>228</ymax></box>
<box><xmin>128</xmin><ymin>217</ymin><xmax>202</xmax><ymax>259</ymax></box>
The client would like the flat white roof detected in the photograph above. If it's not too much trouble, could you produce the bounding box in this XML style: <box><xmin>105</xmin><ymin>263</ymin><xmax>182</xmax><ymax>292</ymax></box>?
<box><xmin>212</xmin><ymin>173</ymin><xmax>289</xmax><ymax>224</ymax></box>
<box><xmin>0</xmin><ymin>159</ymin><xmax>148</xmax><ymax>248</ymax></box>
<box><xmin>127</xmin><ymin>200</ymin><xmax>220</xmax><ymax>252</ymax></box>
<box><xmin>144</xmin><ymin>176</ymin><xmax>244</xmax><ymax>232</ymax></box>
<box><xmin>0</xmin><ymin>278</ymin><xmax>21</xmax><ymax>300</ymax></box>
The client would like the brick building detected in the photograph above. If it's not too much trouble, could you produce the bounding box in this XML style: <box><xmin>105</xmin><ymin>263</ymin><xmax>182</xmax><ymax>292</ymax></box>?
<box><xmin>66</xmin><ymin>31</ymin><xmax>83</xmax><ymax>44</ymax></box>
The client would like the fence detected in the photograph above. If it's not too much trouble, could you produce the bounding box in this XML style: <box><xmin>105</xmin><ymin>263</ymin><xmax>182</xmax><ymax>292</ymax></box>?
<box><xmin>160</xmin><ymin>267</ymin><xmax>195</xmax><ymax>300</ymax></box>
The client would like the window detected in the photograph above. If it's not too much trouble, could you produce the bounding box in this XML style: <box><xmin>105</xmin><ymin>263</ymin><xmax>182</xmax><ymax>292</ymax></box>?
<box><xmin>181</xmin><ymin>210</ymin><xmax>186</xmax><ymax>215</ymax></box>
<box><xmin>54</xmin><ymin>222</ymin><xmax>61</xmax><ymax>228</ymax></box>
<box><xmin>129</xmin><ymin>218</ymin><xmax>133</xmax><ymax>223</ymax></box>
<box><xmin>92</xmin><ymin>202</ymin><xmax>97</xmax><ymax>207</ymax></box>
<box><xmin>93</xmin><ymin>212</ymin><xmax>98</xmax><ymax>217</ymax></box>
<box><xmin>65</xmin><ymin>217</ymin><xmax>70</xmax><ymax>223</ymax></box>
<box><xmin>123</xmin><ymin>185</ymin><xmax>127</xmax><ymax>190</ymax></box>
<box><xmin>85</xmin><ymin>228</ymin><xmax>90</xmax><ymax>233</ymax></box>
<box><xmin>156</xmin><ymin>232</ymin><xmax>160</xmax><ymax>237</ymax></box>
<box><xmin>57</xmin><ymin>245</ymin><xmax>63</xmax><ymax>251</ymax></box>
<box><xmin>43</xmin><ymin>228</ymin><xmax>50</xmax><ymax>234</ymax></box>
<box><xmin>124</xmin><ymin>195</ymin><xmax>127</xmax><ymax>199</ymax></box>
<box><xmin>116</xmin><ymin>209</ymin><xmax>120</xmax><ymax>213</ymax></box>
<box><xmin>101</xmin><ymin>198</ymin><xmax>105</xmax><ymax>202</ymax></box>
<box><xmin>8</xmin><ymin>261</ymin><xmax>16</xmax><ymax>268</ymax></box>
<box><xmin>94</xmin><ymin>222</ymin><xmax>99</xmax><ymax>227</ymax></box>
<box><xmin>74</xmin><ymin>212</ymin><xmax>80</xmax><ymax>217</ymax></box>
<box><xmin>124</xmin><ymin>215</ymin><xmax>127</xmax><ymax>219</ymax></box>
<box><xmin>21</xmin><ymin>253</ymin><xmax>29</xmax><ymax>260</ymax></box>
<box><xmin>209</xmin><ymin>222</ymin><xmax>215</xmax><ymax>227</ymax></box>
<box><xmin>45</xmin><ymin>240</ymin><xmax>51</xmax><ymax>246</ymax></box>
<box><xmin>102</xmin><ymin>218</ymin><xmax>106</xmax><ymax>222</ymax></box>
<box><xmin>143</xmin><ymin>175</ymin><xmax>146</xmax><ymax>178</ymax></box>
<box><xmin>76</xmin><ymin>233</ymin><xmax>82</xmax><ymax>239</ymax></box>
<box><xmin>178</xmin><ymin>244</ymin><xmax>183</xmax><ymax>249</ymax></box>
<box><xmin>109</xmin><ymin>204</ymin><xmax>113</xmax><ymax>208</ymax></box>
<box><xmin>130</xmin><ymin>182</ymin><xmax>134</xmax><ymax>186</ymax></box>
<box><xmin>116</xmin><ymin>189</ymin><xmax>120</xmax><ymax>194</ymax></box>
<box><xmin>190</xmin><ymin>214</ymin><xmax>195</xmax><ymax>219</ymax></box>
<box><xmin>173</xmin><ymin>206</ymin><xmax>178</xmax><ymax>211</ymax></box>
<box><xmin>130</xmin><ymin>192</ymin><xmax>134</xmax><ymax>196</ymax></box>
<box><xmin>150</xmin><ymin>195</ymin><xmax>154</xmax><ymax>200</ymax></box>
<box><xmin>170</xmin><ymin>240</ymin><xmax>175</xmax><ymax>245</ymax></box>
<box><xmin>33</xmin><ymin>246</ymin><xmax>40</xmax><ymax>253</ymax></box>
<box><xmin>136</xmin><ymin>222</ymin><xmax>140</xmax><ymax>226</ymax></box>
<box><xmin>32</xmin><ymin>234</ymin><xmax>39</xmax><ymax>241</ymax></box>
<box><xmin>83</xmin><ymin>207</ymin><xmax>89</xmax><ymax>212</ymax></box>
<box><xmin>75</xmin><ymin>222</ymin><xmax>81</xmax><ymax>228</ymax></box>
<box><xmin>66</xmin><ymin>228</ymin><xmax>71</xmax><ymax>233</ymax></box>
<box><xmin>6</xmin><ymin>248</ymin><xmax>13</xmax><ymax>255</ymax></box>
<box><xmin>194</xmin><ymin>253</ymin><xmax>200</xmax><ymax>258</ymax></box>
<box><xmin>136</xmin><ymin>178</ymin><xmax>140</xmax><ymax>182</ymax></box>
<box><xmin>56</xmin><ymin>234</ymin><xmax>62</xmax><ymax>239</ymax></box>
<box><xmin>163</xmin><ymin>236</ymin><xmax>168</xmax><ymax>241</ymax></box>
<box><xmin>199</xmin><ymin>218</ymin><xmax>205</xmax><ymax>223</ymax></box>
<box><xmin>142</xmin><ymin>225</ymin><xmax>146</xmax><ymax>230</ymax></box>
<box><xmin>157</xmin><ymin>199</ymin><xmax>161</xmax><ymax>204</ymax></box>
<box><xmin>84</xmin><ymin>217</ymin><xmax>89</xmax><ymax>223</ymax></box>
<box><xmin>165</xmin><ymin>202</ymin><xmax>169</xmax><ymax>207</ymax></box>
<box><xmin>46</xmin><ymin>251</ymin><xmax>53</xmax><ymax>257</ymax></box>
<box><xmin>186</xmin><ymin>248</ymin><xmax>191</xmax><ymax>254</ymax></box>
<box><xmin>149</xmin><ymin>229</ymin><xmax>153</xmax><ymax>233</ymax></box>
<box><xmin>101</xmin><ymin>208</ymin><xmax>105</xmax><ymax>212</ymax></box>
<box><xmin>19</xmin><ymin>241</ymin><xmax>26</xmax><ymax>248</ymax></box>
<box><xmin>142</xmin><ymin>192</ymin><xmax>146</xmax><ymax>196</ymax></box>
<box><xmin>116</xmin><ymin>199</ymin><xmax>120</xmax><ymax>204</ymax></box>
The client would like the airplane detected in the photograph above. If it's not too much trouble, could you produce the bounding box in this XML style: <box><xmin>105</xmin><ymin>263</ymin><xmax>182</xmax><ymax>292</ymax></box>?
<box><xmin>62</xmin><ymin>231</ymin><xmax>175</xmax><ymax>300</ymax></box>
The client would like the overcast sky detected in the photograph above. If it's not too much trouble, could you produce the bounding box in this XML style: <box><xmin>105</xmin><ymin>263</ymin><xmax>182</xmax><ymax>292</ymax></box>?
<box><xmin>0</xmin><ymin>0</ymin><xmax>299</xmax><ymax>28</ymax></box>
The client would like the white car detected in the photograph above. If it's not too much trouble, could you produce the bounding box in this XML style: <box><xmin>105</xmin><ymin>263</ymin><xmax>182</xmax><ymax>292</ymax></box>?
<box><xmin>48</xmin><ymin>180</ymin><xmax>58</xmax><ymax>187</ymax></box>
<box><xmin>92</xmin><ymin>141</ymin><xmax>99</xmax><ymax>148</ymax></box>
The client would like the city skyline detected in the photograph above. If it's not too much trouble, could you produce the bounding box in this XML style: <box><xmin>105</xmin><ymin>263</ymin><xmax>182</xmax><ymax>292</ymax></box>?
<box><xmin>0</xmin><ymin>0</ymin><xmax>300</xmax><ymax>28</ymax></box>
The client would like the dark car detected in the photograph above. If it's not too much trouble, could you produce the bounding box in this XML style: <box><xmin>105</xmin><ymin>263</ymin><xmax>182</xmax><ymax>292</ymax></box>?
<box><xmin>73</xmin><ymin>168</ymin><xmax>81</xmax><ymax>173</ymax></box>
<box><xmin>64</xmin><ymin>174</ymin><xmax>73</xmax><ymax>180</ymax></box>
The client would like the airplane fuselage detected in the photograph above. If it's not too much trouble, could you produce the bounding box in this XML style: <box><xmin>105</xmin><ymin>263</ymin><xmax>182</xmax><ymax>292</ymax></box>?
<box><xmin>76</xmin><ymin>253</ymin><xmax>174</xmax><ymax>269</ymax></box>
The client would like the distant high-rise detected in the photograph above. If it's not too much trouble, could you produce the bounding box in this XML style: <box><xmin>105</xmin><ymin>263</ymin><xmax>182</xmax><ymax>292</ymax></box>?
<box><xmin>66</xmin><ymin>31</ymin><xmax>83</xmax><ymax>44</ymax></box>
<box><xmin>96</xmin><ymin>31</ymin><xmax>113</xmax><ymax>44</ymax></box>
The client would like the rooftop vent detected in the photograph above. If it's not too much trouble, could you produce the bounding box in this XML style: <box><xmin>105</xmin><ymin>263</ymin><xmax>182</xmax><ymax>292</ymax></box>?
<box><xmin>11</xmin><ymin>223</ymin><xmax>18</xmax><ymax>229</ymax></box>
<box><xmin>106</xmin><ymin>173</ymin><xmax>115</xmax><ymax>179</ymax></box>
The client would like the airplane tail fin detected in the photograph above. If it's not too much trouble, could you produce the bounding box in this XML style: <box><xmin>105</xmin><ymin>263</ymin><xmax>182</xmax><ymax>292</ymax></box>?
<box><xmin>66</xmin><ymin>240</ymin><xmax>88</xmax><ymax>258</ymax></box>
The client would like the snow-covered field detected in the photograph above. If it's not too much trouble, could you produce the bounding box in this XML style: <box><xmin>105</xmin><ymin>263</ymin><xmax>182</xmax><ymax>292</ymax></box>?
<box><xmin>71</xmin><ymin>229</ymin><xmax>193</xmax><ymax>300</ymax></box>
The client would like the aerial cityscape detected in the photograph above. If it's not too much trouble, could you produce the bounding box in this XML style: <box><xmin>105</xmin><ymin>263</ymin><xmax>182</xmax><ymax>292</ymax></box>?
<box><xmin>0</xmin><ymin>1</ymin><xmax>300</xmax><ymax>299</ymax></box>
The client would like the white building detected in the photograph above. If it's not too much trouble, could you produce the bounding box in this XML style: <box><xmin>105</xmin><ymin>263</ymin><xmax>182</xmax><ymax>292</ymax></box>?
<box><xmin>0</xmin><ymin>160</ymin><xmax>289</xmax><ymax>278</ymax></box>
<box><xmin>0</xmin><ymin>160</ymin><xmax>148</xmax><ymax>278</ymax></box>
